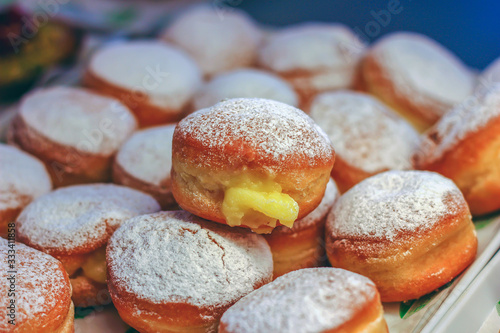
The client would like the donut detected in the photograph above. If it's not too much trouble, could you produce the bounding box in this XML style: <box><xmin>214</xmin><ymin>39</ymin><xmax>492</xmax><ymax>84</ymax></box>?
<box><xmin>258</xmin><ymin>23</ymin><xmax>366</xmax><ymax>111</ymax></box>
<box><xmin>0</xmin><ymin>144</ymin><xmax>52</xmax><ymax>238</ymax></box>
<box><xmin>360</xmin><ymin>32</ymin><xmax>475</xmax><ymax>132</ymax></box>
<box><xmin>161</xmin><ymin>6</ymin><xmax>262</xmax><ymax>77</ymax></box>
<box><xmin>84</xmin><ymin>40</ymin><xmax>202</xmax><ymax>127</ymax></box>
<box><xmin>8</xmin><ymin>86</ymin><xmax>137</xmax><ymax>187</ymax></box>
<box><xmin>263</xmin><ymin>179</ymin><xmax>338</xmax><ymax>278</ymax></box>
<box><xmin>479</xmin><ymin>56</ymin><xmax>500</xmax><ymax>88</ymax></box>
<box><xmin>309</xmin><ymin>90</ymin><xmax>420</xmax><ymax>193</ymax></box>
<box><xmin>113</xmin><ymin>124</ymin><xmax>177</xmax><ymax>209</ymax></box>
<box><xmin>0</xmin><ymin>239</ymin><xmax>74</xmax><ymax>333</ymax></box>
<box><xmin>171</xmin><ymin>98</ymin><xmax>335</xmax><ymax>234</ymax></box>
<box><xmin>325</xmin><ymin>170</ymin><xmax>477</xmax><ymax>302</ymax></box>
<box><xmin>191</xmin><ymin>68</ymin><xmax>299</xmax><ymax>111</ymax></box>
<box><xmin>219</xmin><ymin>268</ymin><xmax>388</xmax><ymax>333</ymax></box>
<box><xmin>16</xmin><ymin>184</ymin><xmax>160</xmax><ymax>307</ymax></box>
<box><xmin>107</xmin><ymin>210</ymin><xmax>273</xmax><ymax>333</ymax></box>
<box><xmin>414</xmin><ymin>83</ymin><xmax>500</xmax><ymax>216</ymax></box>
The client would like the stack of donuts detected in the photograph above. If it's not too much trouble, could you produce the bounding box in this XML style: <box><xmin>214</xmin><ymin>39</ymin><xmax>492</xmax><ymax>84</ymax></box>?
<box><xmin>2</xmin><ymin>4</ymin><xmax>500</xmax><ymax>333</ymax></box>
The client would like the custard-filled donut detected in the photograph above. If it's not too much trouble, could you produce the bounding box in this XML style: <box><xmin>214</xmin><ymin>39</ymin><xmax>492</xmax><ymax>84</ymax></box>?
<box><xmin>191</xmin><ymin>68</ymin><xmax>299</xmax><ymax>111</ymax></box>
<box><xmin>84</xmin><ymin>41</ymin><xmax>202</xmax><ymax>127</ymax></box>
<box><xmin>8</xmin><ymin>87</ymin><xmax>137</xmax><ymax>187</ymax></box>
<box><xmin>264</xmin><ymin>179</ymin><xmax>338</xmax><ymax>278</ymax></box>
<box><xmin>113</xmin><ymin>124</ymin><xmax>177</xmax><ymax>209</ymax></box>
<box><xmin>171</xmin><ymin>98</ymin><xmax>335</xmax><ymax>233</ymax></box>
<box><xmin>310</xmin><ymin>91</ymin><xmax>420</xmax><ymax>193</ymax></box>
<box><xmin>161</xmin><ymin>6</ymin><xmax>261</xmax><ymax>77</ymax></box>
<box><xmin>414</xmin><ymin>83</ymin><xmax>500</xmax><ymax>216</ymax></box>
<box><xmin>0</xmin><ymin>239</ymin><xmax>74</xmax><ymax>333</ymax></box>
<box><xmin>361</xmin><ymin>32</ymin><xmax>475</xmax><ymax>132</ymax></box>
<box><xmin>219</xmin><ymin>268</ymin><xmax>388</xmax><ymax>333</ymax></box>
<box><xmin>258</xmin><ymin>23</ymin><xmax>366</xmax><ymax>111</ymax></box>
<box><xmin>16</xmin><ymin>184</ymin><xmax>160</xmax><ymax>307</ymax></box>
<box><xmin>107</xmin><ymin>210</ymin><xmax>273</xmax><ymax>333</ymax></box>
<box><xmin>326</xmin><ymin>170</ymin><xmax>477</xmax><ymax>302</ymax></box>
<box><xmin>0</xmin><ymin>144</ymin><xmax>52</xmax><ymax>238</ymax></box>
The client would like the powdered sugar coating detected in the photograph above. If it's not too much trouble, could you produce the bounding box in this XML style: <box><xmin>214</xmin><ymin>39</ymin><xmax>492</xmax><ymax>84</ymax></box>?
<box><xmin>327</xmin><ymin>170</ymin><xmax>464</xmax><ymax>241</ymax></box>
<box><xmin>310</xmin><ymin>91</ymin><xmax>420</xmax><ymax>172</ymax></box>
<box><xmin>371</xmin><ymin>32</ymin><xmax>474</xmax><ymax>114</ymax></box>
<box><xmin>162</xmin><ymin>6</ymin><xmax>261</xmax><ymax>76</ymax></box>
<box><xmin>220</xmin><ymin>268</ymin><xmax>377</xmax><ymax>333</ymax></box>
<box><xmin>192</xmin><ymin>69</ymin><xmax>299</xmax><ymax>110</ymax></box>
<box><xmin>107</xmin><ymin>211</ymin><xmax>273</xmax><ymax>308</ymax></box>
<box><xmin>258</xmin><ymin>23</ymin><xmax>365</xmax><ymax>73</ymax></box>
<box><xmin>19</xmin><ymin>86</ymin><xmax>137</xmax><ymax>155</ymax></box>
<box><xmin>0</xmin><ymin>239</ymin><xmax>70</xmax><ymax>329</ymax></box>
<box><xmin>17</xmin><ymin>184</ymin><xmax>160</xmax><ymax>254</ymax></box>
<box><xmin>0</xmin><ymin>144</ymin><xmax>52</xmax><ymax>211</ymax></box>
<box><xmin>116</xmin><ymin>125</ymin><xmax>175</xmax><ymax>186</ymax></box>
<box><xmin>89</xmin><ymin>40</ymin><xmax>202</xmax><ymax>110</ymax></box>
<box><xmin>417</xmin><ymin>83</ymin><xmax>500</xmax><ymax>163</ymax></box>
<box><xmin>175</xmin><ymin>98</ymin><xmax>334</xmax><ymax>169</ymax></box>
<box><xmin>480</xmin><ymin>57</ymin><xmax>500</xmax><ymax>88</ymax></box>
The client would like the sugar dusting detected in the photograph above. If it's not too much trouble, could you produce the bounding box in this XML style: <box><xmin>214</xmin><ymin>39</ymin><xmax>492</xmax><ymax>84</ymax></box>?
<box><xmin>327</xmin><ymin>170</ymin><xmax>463</xmax><ymax>241</ymax></box>
<box><xmin>310</xmin><ymin>91</ymin><xmax>420</xmax><ymax>172</ymax></box>
<box><xmin>107</xmin><ymin>211</ymin><xmax>273</xmax><ymax>308</ymax></box>
<box><xmin>16</xmin><ymin>184</ymin><xmax>160</xmax><ymax>253</ymax></box>
<box><xmin>0</xmin><ymin>144</ymin><xmax>51</xmax><ymax>211</ymax></box>
<box><xmin>0</xmin><ymin>240</ymin><xmax>69</xmax><ymax>329</ymax></box>
<box><xmin>116</xmin><ymin>125</ymin><xmax>175</xmax><ymax>186</ymax></box>
<box><xmin>220</xmin><ymin>268</ymin><xmax>376</xmax><ymax>333</ymax></box>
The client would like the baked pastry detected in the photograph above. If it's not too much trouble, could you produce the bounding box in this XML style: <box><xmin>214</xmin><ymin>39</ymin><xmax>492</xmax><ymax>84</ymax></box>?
<box><xmin>16</xmin><ymin>184</ymin><xmax>160</xmax><ymax>307</ymax></box>
<box><xmin>219</xmin><ymin>268</ymin><xmax>388</xmax><ymax>333</ymax></box>
<box><xmin>171</xmin><ymin>98</ymin><xmax>335</xmax><ymax>233</ymax></box>
<box><xmin>107</xmin><ymin>210</ymin><xmax>273</xmax><ymax>333</ymax></box>
<box><xmin>325</xmin><ymin>170</ymin><xmax>477</xmax><ymax>302</ymax></box>
<box><xmin>191</xmin><ymin>68</ymin><xmax>299</xmax><ymax>111</ymax></box>
<box><xmin>264</xmin><ymin>179</ymin><xmax>338</xmax><ymax>277</ymax></box>
<box><xmin>113</xmin><ymin>124</ymin><xmax>177</xmax><ymax>209</ymax></box>
<box><xmin>414</xmin><ymin>83</ymin><xmax>500</xmax><ymax>216</ymax></box>
<box><xmin>0</xmin><ymin>143</ymin><xmax>52</xmax><ymax>238</ymax></box>
<box><xmin>84</xmin><ymin>40</ymin><xmax>202</xmax><ymax>127</ymax></box>
<box><xmin>8</xmin><ymin>86</ymin><xmax>137</xmax><ymax>187</ymax></box>
<box><xmin>0</xmin><ymin>239</ymin><xmax>74</xmax><ymax>333</ymax></box>
<box><xmin>360</xmin><ymin>32</ymin><xmax>475</xmax><ymax>131</ymax></box>
<box><xmin>480</xmin><ymin>56</ymin><xmax>500</xmax><ymax>88</ymax></box>
<box><xmin>161</xmin><ymin>6</ymin><xmax>261</xmax><ymax>77</ymax></box>
<box><xmin>309</xmin><ymin>90</ymin><xmax>420</xmax><ymax>193</ymax></box>
<box><xmin>258</xmin><ymin>23</ymin><xmax>366</xmax><ymax>111</ymax></box>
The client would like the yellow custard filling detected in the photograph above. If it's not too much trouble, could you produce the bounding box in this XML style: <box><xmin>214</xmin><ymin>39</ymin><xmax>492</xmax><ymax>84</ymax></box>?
<box><xmin>81</xmin><ymin>246</ymin><xmax>107</xmax><ymax>284</ymax></box>
<box><xmin>221</xmin><ymin>175</ymin><xmax>299</xmax><ymax>233</ymax></box>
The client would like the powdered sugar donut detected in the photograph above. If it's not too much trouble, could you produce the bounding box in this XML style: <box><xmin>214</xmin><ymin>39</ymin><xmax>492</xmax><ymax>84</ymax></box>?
<box><xmin>414</xmin><ymin>83</ymin><xmax>500</xmax><ymax>215</ymax></box>
<box><xmin>361</xmin><ymin>32</ymin><xmax>475</xmax><ymax>131</ymax></box>
<box><xmin>107</xmin><ymin>210</ymin><xmax>273</xmax><ymax>333</ymax></box>
<box><xmin>8</xmin><ymin>87</ymin><xmax>137</xmax><ymax>187</ymax></box>
<box><xmin>310</xmin><ymin>90</ymin><xmax>420</xmax><ymax>192</ymax></box>
<box><xmin>219</xmin><ymin>268</ymin><xmax>388</xmax><ymax>333</ymax></box>
<box><xmin>264</xmin><ymin>179</ymin><xmax>338</xmax><ymax>278</ymax></box>
<box><xmin>0</xmin><ymin>239</ymin><xmax>74</xmax><ymax>333</ymax></box>
<box><xmin>16</xmin><ymin>184</ymin><xmax>160</xmax><ymax>307</ymax></box>
<box><xmin>85</xmin><ymin>40</ymin><xmax>202</xmax><ymax>127</ymax></box>
<box><xmin>191</xmin><ymin>68</ymin><xmax>299</xmax><ymax>111</ymax></box>
<box><xmin>258</xmin><ymin>23</ymin><xmax>366</xmax><ymax>111</ymax></box>
<box><xmin>172</xmin><ymin>98</ymin><xmax>335</xmax><ymax>234</ymax></box>
<box><xmin>113</xmin><ymin>124</ymin><xmax>177</xmax><ymax>209</ymax></box>
<box><xmin>0</xmin><ymin>144</ymin><xmax>52</xmax><ymax>238</ymax></box>
<box><xmin>161</xmin><ymin>6</ymin><xmax>261</xmax><ymax>77</ymax></box>
<box><xmin>325</xmin><ymin>170</ymin><xmax>477</xmax><ymax>302</ymax></box>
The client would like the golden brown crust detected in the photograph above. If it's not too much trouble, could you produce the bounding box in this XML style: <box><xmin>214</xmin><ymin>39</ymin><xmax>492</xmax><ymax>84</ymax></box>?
<box><xmin>414</xmin><ymin>116</ymin><xmax>500</xmax><ymax>216</ymax></box>
<box><xmin>112</xmin><ymin>160</ymin><xmax>176</xmax><ymax>210</ymax></box>
<box><xmin>326</xmin><ymin>204</ymin><xmax>477</xmax><ymax>302</ymax></box>
<box><xmin>0</xmin><ymin>206</ymin><xmax>23</xmax><ymax>238</ymax></box>
<box><xmin>70</xmin><ymin>275</ymin><xmax>111</xmax><ymax>308</ymax></box>
<box><xmin>54</xmin><ymin>302</ymin><xmax>75</xmax><ymax>333</ymax></box>
<box><xmin>8</xmin><ymin>115</ymin><xmax>112</xmax><ymax>187</ymax></box>
<box><xmin>84</xmin><ymin>70</ymin><xmax>183</xmax><ymax>127</ymax></box>
<box><xmin>330</xmin><ymin>155</ymin><xmax>378</xmax><ymax>194</ymax></box>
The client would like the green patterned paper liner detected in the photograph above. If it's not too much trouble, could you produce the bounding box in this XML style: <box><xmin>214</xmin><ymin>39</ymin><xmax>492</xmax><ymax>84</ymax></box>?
<box><xmin>496</xmin><ymin>300</ymin><xmax>500</xmax><ymax>317</ymax></box>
